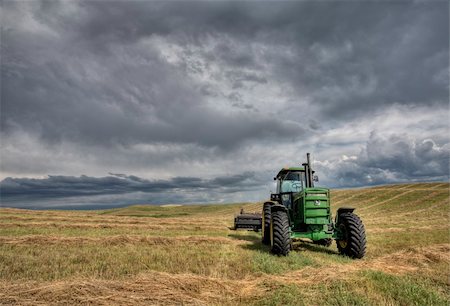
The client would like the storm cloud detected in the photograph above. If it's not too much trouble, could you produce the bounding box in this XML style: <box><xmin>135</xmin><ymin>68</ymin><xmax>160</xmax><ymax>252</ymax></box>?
<box><xmin>316</xmin><ymin>132</ymin><xmax>450</xmax><ymax>188</ymax></box>
<box><xmin>0</xmin><ymin>172</ymin><xmax>264</xmax><ymax>208</ymax></box>
<box><xmin>1</xmin><ymin>1</ymin><xmax>448</xmax><ymax>208</ymax></box>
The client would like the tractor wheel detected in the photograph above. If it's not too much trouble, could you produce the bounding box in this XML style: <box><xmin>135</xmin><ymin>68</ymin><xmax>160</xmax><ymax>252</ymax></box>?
<box><xmin>261</xmin><ymin>202</ymin><xmax>272</xmax><ymax>245</ymax></box>
<box><xmin>270</xmin><ymin>210</ymin><xmax>291</xmax><ymax>256</ymax></box>
<box><xmin>314</xmin><ymin>238</ymin><xmax>332</xmax><ymax>247</ymax></box>
<box><xmin>336</xmin><ymin>212</ymin><xmax>366</xmax><ymax>259</ymax></box>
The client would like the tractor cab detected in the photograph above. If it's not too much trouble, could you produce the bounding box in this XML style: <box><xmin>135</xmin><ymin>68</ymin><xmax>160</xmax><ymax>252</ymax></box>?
<box><xmin>277</xmin><ymin>168</ymin><xmax>305</xmax><ymax>193</ymax></box>
<box><xmin>271</xmin><ymin>166</ymin><xmax>315</xmax><ymax>209</ymax></box>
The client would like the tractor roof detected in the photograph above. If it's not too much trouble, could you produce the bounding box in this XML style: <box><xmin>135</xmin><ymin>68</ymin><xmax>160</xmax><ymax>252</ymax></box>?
<box><xmin>275</xmin><ymin>167</ymin><xmax>305</xmax><ymax>178</ymax></box>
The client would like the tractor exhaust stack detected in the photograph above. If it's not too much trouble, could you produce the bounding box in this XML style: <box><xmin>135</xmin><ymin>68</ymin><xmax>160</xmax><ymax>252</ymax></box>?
<box><xmin>303</xmin><ymin>153</ymin><xmax>314</xmax><ymax>188</ymax></box>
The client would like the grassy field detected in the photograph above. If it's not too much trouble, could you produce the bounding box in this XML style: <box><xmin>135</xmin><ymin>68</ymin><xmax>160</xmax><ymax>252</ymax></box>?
<box><xmin>0</xmin><ymin>182</ymin><xmax>449</xmax><ymax>305</ymax></box>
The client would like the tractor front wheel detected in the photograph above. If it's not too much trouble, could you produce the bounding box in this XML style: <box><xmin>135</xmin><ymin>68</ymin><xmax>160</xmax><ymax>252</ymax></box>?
<box><xmin>261</xmin><ymin>202</ymin><xmax>272</xmax><ymax>245</ymax></box>
<box><xmin>270</xmin><ymin>209</ymin><xmax>291</xmax><ymax>256</ymax></box>
<box><xmin>336</xmin><ymin>212</ymin><xmax>366</xmax><ymax>259</ymax></box>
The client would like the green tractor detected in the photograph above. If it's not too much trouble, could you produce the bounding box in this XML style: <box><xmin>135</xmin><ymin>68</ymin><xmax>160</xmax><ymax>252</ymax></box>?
<box><xmin>262</xmin><ymin>153</ymin><xmax>366</xmax><ymax>258</ymax></box>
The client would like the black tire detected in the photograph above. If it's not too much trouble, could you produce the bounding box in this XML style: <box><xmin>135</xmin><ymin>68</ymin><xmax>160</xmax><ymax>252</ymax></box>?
<box><xmin>336</xmin><ymin>212</ymin><xmax>366</xmax><ymax>259</ymax></box>
<box><xmin>314</xmin><ymin>238</ymin><xmax>332</xmax><ymax>247</ymax></box>
<box><xmin>261</xmin><ymin>202</ymin><xmax>272</xmax><ymax>245</ymax></box>
<box><xmin>270</xmin><ymin>209</ymin><xmax>291</xmax><ymax>256</ymax></box>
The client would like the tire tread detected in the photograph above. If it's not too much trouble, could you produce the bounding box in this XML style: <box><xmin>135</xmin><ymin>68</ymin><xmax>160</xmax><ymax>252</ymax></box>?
<box><xmin>271</xmin><ymin>209</ymin><xmax>291</xmax><ymax>256</ymax></box>
<box><xmin>337</xmin><ymin>212</ymin><xmax>366</xmax><ymax>259</ymax></box>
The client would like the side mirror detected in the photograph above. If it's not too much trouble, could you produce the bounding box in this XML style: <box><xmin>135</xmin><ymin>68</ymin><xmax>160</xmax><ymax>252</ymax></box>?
<box><xmin>313</xmin><ymin>175</ymin><xmax>319</xmax><ymax>182</ymax></box>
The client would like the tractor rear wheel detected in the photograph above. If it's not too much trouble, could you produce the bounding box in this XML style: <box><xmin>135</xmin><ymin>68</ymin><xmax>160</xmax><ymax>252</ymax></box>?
<box><xmin>270</xmin><ymin>209</ymin><xmax>291</xmax><ymax>256</ymax></box>
<box><xmin>336</xmin><ymin>212</ymin><xmax>366</xmax><ymax>259</ymax></box>
<box><xmin>261</xmin><ymin>202</ymin><xmax>272</xmax><ymax>245</ymax></box>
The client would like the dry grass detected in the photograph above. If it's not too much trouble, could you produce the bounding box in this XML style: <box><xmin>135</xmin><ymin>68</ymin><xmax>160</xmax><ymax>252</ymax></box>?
<box><xmin>0</xmin><ymin>182</ymin><xmax>449</xmax><ymax>305</ymax></box>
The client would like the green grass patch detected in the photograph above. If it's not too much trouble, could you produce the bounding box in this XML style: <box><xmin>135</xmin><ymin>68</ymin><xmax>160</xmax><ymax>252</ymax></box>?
<box><xmin>317</xmin><ymin>280</ymin><xmax>373</xmax><ymax>305</ymax></box>
<box><xmin>253</xmin><ymin>280</ymin><xmax>372</xmax><ymax>306</ymax></box>
<box><xmin>367</xmin><ymin>227</ymin><xmax>449</xmax><ymax>257</ymax></box>
<box><xmin>252</xmin><ymin>283</ymin><xmax>307</xmax><ymax>306</ymax></box>
<box><xmin>251</xmin><ymin>250</ymin><xmax>318</xmax><ymax>274</ymax></box>
<box><xmin>364</xmin><ymin>271</ymin><xmax>449</xmax><ymax>305</ymax></box>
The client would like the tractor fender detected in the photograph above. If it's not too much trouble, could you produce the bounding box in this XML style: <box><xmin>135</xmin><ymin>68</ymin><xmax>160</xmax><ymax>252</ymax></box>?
<box><xmin>270</xmin><ymin>204</ymin><xmax>291</xmax><ymax>225</ymax></box>
<box><xmin>271</xmin><ymin>204</ymin><xmax>288</xmax><ymax>213</ymax></box>
<box><xmin>335</xmin><ymin>207</ymin><xmax>355</xmax><ymax>224</ymax></box>
<box><xmin>264</xmin><ymin>201</ymin><xmax>277</xmax><ymax>206</ymax></box>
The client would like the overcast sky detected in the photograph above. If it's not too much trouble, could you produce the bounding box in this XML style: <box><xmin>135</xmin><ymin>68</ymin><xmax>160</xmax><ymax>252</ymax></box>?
<box><xmin>1</xmin><ymin>1</ymin><xmax>449</xmax><ymax>209</ymax></box>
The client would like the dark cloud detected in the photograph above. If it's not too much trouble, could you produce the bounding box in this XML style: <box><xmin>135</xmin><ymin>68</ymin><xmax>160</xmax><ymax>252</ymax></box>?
<box><xmin>266</xmin><ymin>3</ymin><xmax>448</xmax><ymax>120</ymax></box>
<box><xmin>2</xmin><ymin>1</ymin><xmax>309</xmax><ymax>150</ymax></box>
<box><xmin>317</xmin><ymin>133</ymin><xmax>450</xmax><ymax>188</ymax></box>
<box><xmin>0</xmin><ymin>172</ymin><xmax>263</xmax><ymax>208</ymax></box>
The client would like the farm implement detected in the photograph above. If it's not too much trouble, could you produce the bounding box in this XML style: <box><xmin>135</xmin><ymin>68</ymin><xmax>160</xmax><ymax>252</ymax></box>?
<box><xmin>233</xmin><ymin>208</ymin><xmax>262</xmax><ymax>231</ymax></box>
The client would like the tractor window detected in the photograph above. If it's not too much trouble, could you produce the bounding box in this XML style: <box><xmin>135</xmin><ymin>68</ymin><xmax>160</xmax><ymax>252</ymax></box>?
<box><xmin>286</xmin><ymin>172</ymin><xmax>300</xmax><ymax>181</ymax></box>
<box><xmin>280</xmin><ymin>171</ymin><xmax>304</xmax><ymax>193</ymax></box>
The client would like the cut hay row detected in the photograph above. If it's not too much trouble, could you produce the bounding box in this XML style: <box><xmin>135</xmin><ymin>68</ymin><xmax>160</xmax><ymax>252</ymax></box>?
<box><xmin>0</xmin><ymin>207</ymin><xmax>236</xmax><ymax>218</ymax></box>
<box><xmin>0</xmin><ymin>209</ymin><xmax>97</xmax><ymax>218</ymax></box>
<box><xmin>0</xmin><ymin>235</ymin><xmax>244</xmax><ymax>246</ymax></box>
<box><xmin>333</xmin><ymin>189</ymin><xmax>404</xmax><ymax>208</ymax></box>
<box><xmin>332</xmin><ymin>185</ymin><xmax>448</xmax><ymax>200</ymax></box>
<box><xmin>365</xmin><ymin>195</ymin><xmax>449</xmax><ymax>217</ymax></box>
<box><xmin>363</xmin><ymin>215</ymin><xmax>447</xmax><ymax>227</ymax></box>
<box><xmin>335</xmin><ymin>188</ymin><xmax>448</xmax><ymax>215</ymax></box>
<box><xmin>282</xmin><ymin>243</ymin><xmax>450</xmax><ymax>282</ymax></box>
<box><xmin>0</xmin><ymin>222</ymin><xmax>227</xmax><ymax>231</ymax></box>
<box><xmin>0</xmin><ymin>272</ymin><xmax>252</xmax><ymax>306</ymax></box>
<box><xmin>366</xmin><ymin>224</ymin><xmax>449</xmax><ymax>234</ymax></box>
<box><xmin>357</xmin><ymin>189</ymin><xmax>419</xmax><ymax>211</ymax></box>
<box><xmin>331</xmin><ymin>188</ymin><xmax>391</xmax><ymax>204</ymax></box>
<box><xmin>396</xmin><ymin>200</ymin><xmax>449</xmax><ymax>217</ymax></box>
<box><xmin>429</xmin><ymin>182</ymin><xmax>450</xmax><ymax>189</ymax></box>
<box><xmin>0</xmin><ymin>215</ymin><xmax>223</xmax><ymax>226</ymax></box>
